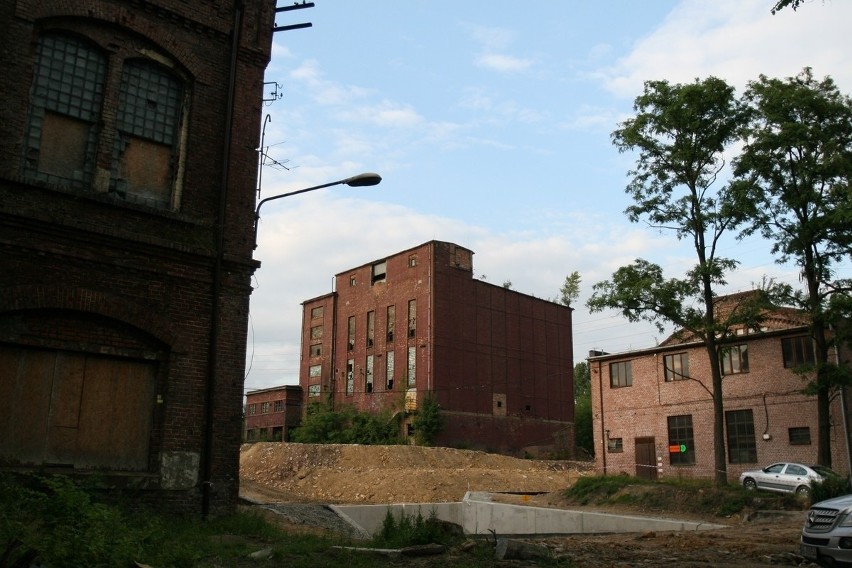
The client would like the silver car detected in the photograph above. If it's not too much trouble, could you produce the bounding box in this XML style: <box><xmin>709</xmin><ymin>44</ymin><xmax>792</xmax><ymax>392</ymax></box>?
<box><xmin>801</xmin><ymin>493</ymin><xmax>852</xmax><ymax>566</ymax></box>
<box><xmin>739</xmin><ymin>462</ymin><xmax>835</xmax><ymax>497</ymax></box>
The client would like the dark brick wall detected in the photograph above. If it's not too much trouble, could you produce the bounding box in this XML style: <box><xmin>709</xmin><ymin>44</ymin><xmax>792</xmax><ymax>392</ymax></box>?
<box><xmin>0</xmin><ymin>0</ymin><xmax>274</xmax><ymax>515</ymax></box>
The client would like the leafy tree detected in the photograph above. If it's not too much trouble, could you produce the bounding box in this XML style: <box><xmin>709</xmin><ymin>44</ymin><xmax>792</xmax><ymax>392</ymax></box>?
<box><xmin>588</xmin><ymin>77</ymin><xmax>756</xmax><ymax>486</ymax></box>
<box><xmin>731</xmin><ymin>68</ymin><xmax>852</xmax><ymax>467</ymax></box>
<box><xmin>291</xmin><ymin>406</ymin><xmax>402</xmax><ymax>444</ymax></box>
<box><xmin>573</xmin><ymin>362</ymin><xmax>594</xmax><ymax>457</ymax></box>
<box><xmin>412</xmin><ymin>395</ymin><xmax>445</xmax><ymax>446</ymax></box>
<box><xmin>558</xmin><ymin>271</ymin><xmax>582</xmax><ymax>307</ymax></box>
<box><xmin>574</xmin><ymin>361</ymin><xmax>590</xmax><ymax>399</ymax></box>
<box><xmin>770</xmin><ymin>0</ymin><xmax>808</xmax><ymax>14</ymax></box>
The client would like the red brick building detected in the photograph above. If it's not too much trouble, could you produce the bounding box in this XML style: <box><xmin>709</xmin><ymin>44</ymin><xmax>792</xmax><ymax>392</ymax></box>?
<box><xmin>244</xmin><ymin>385</ymin><xmax>303</xmax><ymax>442</ymax></box>
<box><xmin>0</xmin><ymin>0</ymin><xmax>276</xmax><ymax>514</ymax></box>
<box><xmin>299</xmin><ymin>240</ymin><xmax>575</xmax><ymax>456</ymax></box>
<box><xmin>589</xmin><ymin>294</ymin><xmax>852</xmax><ymax>482</ymax></box>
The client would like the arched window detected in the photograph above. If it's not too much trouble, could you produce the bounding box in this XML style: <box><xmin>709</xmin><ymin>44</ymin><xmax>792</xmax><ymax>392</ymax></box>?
<box><xmin>112</xmin><ymin>59</ymin><xmax>184</xmax><ymax>208</ymax></box>
<box><xmin>24</xmin><ymin>34</ymin><xmax>106</xmax><ymax>188</ymax></box>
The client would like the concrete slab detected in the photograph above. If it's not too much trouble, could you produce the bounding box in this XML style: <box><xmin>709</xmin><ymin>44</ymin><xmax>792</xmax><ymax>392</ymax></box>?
<box><xmin>331</xmin><ymin>491</ymin><xmax>727</xmax><ymax>537</ymax></box>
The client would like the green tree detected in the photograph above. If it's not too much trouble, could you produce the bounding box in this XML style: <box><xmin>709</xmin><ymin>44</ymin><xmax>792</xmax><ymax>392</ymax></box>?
<box><xmin>573</xmin><ymin>362</ymin><xmax>594</xmax><ymax>457</ymax></box>
<box><xmin>588</xmin><ymin>77</ymin><xmax>755</xmax><ymax>486</ymax></box>
<box><xmin>558</xmin><ymin>271</ymin><xmax>582</xmax><ymax>307</ymax></box>
<box><xmin>291</xmin><ymin>406</ymin><xmax>402</xmax><ymax>444</ymax></box>
<box><xmin>732</xmin><ymin>68</ymin><xmax>852</xmax><ymax>467</ymax></box>
<box><xmin>412</xmin><ymin>395</ymin><xmax>445</xmax><ymax>446</ymax></box>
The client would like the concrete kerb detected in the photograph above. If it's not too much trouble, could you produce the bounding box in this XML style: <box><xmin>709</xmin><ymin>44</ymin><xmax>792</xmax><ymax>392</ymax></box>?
<box><xmin>329</xmin><ymin>491</ymin><xmax>727</xmax><ymax>538</ymax></box>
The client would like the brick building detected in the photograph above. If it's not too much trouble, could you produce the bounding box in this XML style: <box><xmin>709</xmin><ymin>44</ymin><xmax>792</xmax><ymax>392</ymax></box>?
<box><xmin>0</xmin><ymin>0</ymin><xmax>276</xmax><ymax>514</ymax></box>
<box><xmin>589</xmin><ymin>293</ymin><xmax>852</xmax><ymax>482</ymax></box>
<box><xmin>299</xmin><ymin>240</ymin><xmax>575</xmax><ymax>456</ymax></box>
<box><xmin>244</xmin><ymin>385</ymin><xmax>303</xmax><ymax>442</ymax></box>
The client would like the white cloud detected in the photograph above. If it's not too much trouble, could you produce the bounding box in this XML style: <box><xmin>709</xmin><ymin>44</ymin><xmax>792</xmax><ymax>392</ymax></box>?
<box><xmin>474</xmin><ymin>53</ymin><xmax>533</xmax><ymax>73</ymax></box>
<box><xmin>598</xmin><ymin>0</ymin><xmax>852</xmax><ymax>99</ymax></box>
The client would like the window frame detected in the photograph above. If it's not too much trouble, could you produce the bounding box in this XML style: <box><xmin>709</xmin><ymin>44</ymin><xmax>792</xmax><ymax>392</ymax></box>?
<box><xmin>782</xmin><ymin>335</ymin><xmax>815</xmax><ymax>368</ymax></box>
<box><xmin>609</xmin><ymin>360</ymin><xmax>632</xmax><ymax>388</ymax></box>
<box><xmin>663</xmin><ymin>352</ymin><xmax>689</xmax><ymax>382</ymax></box>
<box><xmin>721</xmin><ymin>344</ymin><xmax>749</xmax><ymax>375</ymax></box>
<box><xmin>667</xmin><ymin>414</ymin><xmax>696</xmax><ymax>466</ymax></box>
<box><xmin>725</xmin><ymin>409</ymin><xmax>757</xmax><ymax>464</ymax></box>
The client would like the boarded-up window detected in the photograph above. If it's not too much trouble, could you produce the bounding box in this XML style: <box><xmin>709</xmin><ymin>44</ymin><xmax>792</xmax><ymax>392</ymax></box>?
<box><xmin>0</xmin><ymin>346</ymin><xmax>155</xmax><ymax>471</ymax></box>
<box><xmin>25</xmin><ymin>34</ymin><xmax>106</xmax><ymax>188</ymax></box>
<box><xmin>112</xmin><ymin>59</ymin><xmax>183</xmax><ymax>208</ymax></box>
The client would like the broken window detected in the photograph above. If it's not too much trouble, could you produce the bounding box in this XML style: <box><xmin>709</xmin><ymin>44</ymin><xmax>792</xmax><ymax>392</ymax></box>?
<box><xmin>408</xmin><ymin>254</ymin><xmax>417</xmax><ymax>267</ymax></box>
<box><xmin>349</xmin><ymin>275</ymin><xmax>356</xmax><ymax>287</ymax></box>
<box><xmin>347</xmin><ymin>316</ymin><xmax>355</xmax><ymax>351</ymax></box>
<box><xmin>273</xmin><ymin>400</ymin><xmax>283</xmax><ymax>412</ymax></box>
<box><xmin>308</xmin><ymin>384</ymin><xmax>320</xmax><ymax>398</ymax></box>
<box><xmin>407</xmin><ymin>299</ymin><xmax>416</xmax><ymax>338</ymax></box>
<box><xmin>386</xmin><ymin>351</ymin><xmax>394</xmax><ymax>390</ymax></box>
<box><xmin>247</xmin><ymin>404</ymin><xmax>256</xmax><ymax>415</ymax></box>
<box><xmin>407</xmin><ymin>346</ymin><xmax>416</xmax><ymax>387</ymax></box>
<box><xmin>371</xmin><ymin>260</ymin><xmax>386</xmax><ymax>284</ymax></box>
<box><xmin>311</xmin><ymin>306</ymin><xmax>324</xmax><ymax>320</ymax></box>
<box><xmin>310</xmin><ymin>325</ymin><xmax>323</xmax><ymax>340</ymax></box>
<box><xmin>260</xmin><ymin>402</ymin><xmax>270</xmax><ymax>414</ymax></box>
<box><xmin>606</xmin><ymin>437</ymin><xmax>623</xmax><ymax>452</ymax></box>
<box><xmin>25</xmin><ymin>34</ymin><xmax>106</xmax><ymax>189</ymax></box>
<box><xmin>367</xmin><ymin>311</ymin><xmax>375</xmax><ymax>348</ymax></box>
<box><xmin>309</xmin><ymin>364</ymin><xmax>321</xmax><ymax>378</ymax></box>
<box><xmin>346</xmin><ymin>360</ymin><xmax>354</xmax><ymax>395</ymax></box>
<box><xmin>24</xmin><ymin>33</ymin><xmax>186</xmax><ymax>210</ymax></box>
<box><xmin>309</xmin><ymin>344</ymin><xmax>321</xmax><ymax>357</ymax></box>
<box><xmin>386</xmin><ymin>305</ymin><xmax>395</xmax><ymax>342</ymax></box>
<box><xmin>366</xmin><ymin>355</ymin><xmax>374</xmax><ymax>393</ymax></box>
<box><xmin>111</xmin><ymin>59</ymin><xmax>183</xmax><ymax>208</ymax></box>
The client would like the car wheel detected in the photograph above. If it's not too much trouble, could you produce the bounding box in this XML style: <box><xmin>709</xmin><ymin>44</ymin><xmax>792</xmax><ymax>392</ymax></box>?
<box><xmin>743</xmin><ymin>478</ymin><xmax>757</xmax><ymax>490</ymax></box>
<box><xmin>796</xmin><ymin>485</ymin><xmax>811</xmax><ymax>497</ymax></box>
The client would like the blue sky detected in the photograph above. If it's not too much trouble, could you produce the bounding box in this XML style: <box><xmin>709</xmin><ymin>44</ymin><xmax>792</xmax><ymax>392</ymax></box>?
<box><xmin>245</xmin><ymin>0</ymin><xmax>852</xmax><ymax>391</ymax></box>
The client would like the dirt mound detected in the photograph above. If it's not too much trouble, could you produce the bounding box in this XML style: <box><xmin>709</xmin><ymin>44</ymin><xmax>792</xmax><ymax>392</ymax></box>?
<box><xmin>239</xmin><ymin>442</ymin><xmax>591</xmax><ymax>504</ymax></box>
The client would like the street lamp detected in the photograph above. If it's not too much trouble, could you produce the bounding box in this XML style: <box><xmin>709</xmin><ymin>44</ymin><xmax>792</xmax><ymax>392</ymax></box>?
<box><xmin>253</xmin><ymin>172</ymin><xmax>382</xmax><ymax>248</ymax></box>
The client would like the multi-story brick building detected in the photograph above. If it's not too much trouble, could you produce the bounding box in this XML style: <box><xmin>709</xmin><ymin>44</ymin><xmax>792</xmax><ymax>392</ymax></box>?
<box><xmin>244</xmin><ymin>385</ymin><xmax>303</xmax><ymax>442</ymax></box>
<box><xmin>0</xmin><ymin>0</ymin><xmax>276</xmax><ymax>514</ymax></box>
<box><xmin>589</xmin><ymin>293</ymin><xmax>852</xmax><ymax>482</ymax></box>
<box><xmin>299</xmin><ymin>240</ymin><xmax>575</xmax><ymax>456</ymax></box>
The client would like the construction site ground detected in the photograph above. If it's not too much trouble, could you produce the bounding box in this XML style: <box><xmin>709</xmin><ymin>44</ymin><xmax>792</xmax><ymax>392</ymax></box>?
<box><xmin>239</xmin><ymin>442</ymin><xmax>815</xmax><ymax>566</ymax></box>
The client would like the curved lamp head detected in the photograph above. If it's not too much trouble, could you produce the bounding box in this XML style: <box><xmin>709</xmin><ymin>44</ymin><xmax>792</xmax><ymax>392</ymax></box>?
<box><xmin>343</xmin><ymin>172</ymin><xmax>382</xmax><ymax>187</ymax></box>
<box><xmin>254</xmin><ymin>171</ymin><xmax>382</xmax><ymax>249</ymax></box>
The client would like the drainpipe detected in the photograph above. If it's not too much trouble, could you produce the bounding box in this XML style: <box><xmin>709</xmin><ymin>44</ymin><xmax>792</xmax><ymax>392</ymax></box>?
<box><xmin>203</xmin><ymin>0</ymin><xmax>243</xmax><ymax>517</ymax></box>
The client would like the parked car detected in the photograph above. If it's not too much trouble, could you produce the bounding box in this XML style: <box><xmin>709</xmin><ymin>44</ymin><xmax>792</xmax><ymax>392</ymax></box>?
<box><xmin>801</xmin><ymin>493</ymin><xmax>852</xmax><ymax>566</ymax></box>
<box><xmin>739</xmin><ymin>462</ymin><xmax>836</xmax><ymax>497</ymax></box>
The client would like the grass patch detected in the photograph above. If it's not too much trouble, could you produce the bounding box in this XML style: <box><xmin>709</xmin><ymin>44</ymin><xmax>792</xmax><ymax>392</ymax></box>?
<box><xmin>563</xmin><ymin>474</ymin><xmax>806</xmax><ymax>518</ymax></box>
<box><xmin>0</xmin><ymin>473</ymin><xmax>508</xmax><ymax>567</ymax></box>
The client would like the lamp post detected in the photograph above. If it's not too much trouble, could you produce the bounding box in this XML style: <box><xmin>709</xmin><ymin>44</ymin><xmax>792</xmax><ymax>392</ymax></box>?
<box><xmin>253</xmin><ymin>172</ymin><xmax>381</xmax><ymax>248</ymax></box>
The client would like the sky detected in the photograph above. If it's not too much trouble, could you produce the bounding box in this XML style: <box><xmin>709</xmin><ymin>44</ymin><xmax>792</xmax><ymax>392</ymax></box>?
<box><xmin>244</xmin><ymin>0</ymin><xmax>852</xmax><ymax>393</ymax></box>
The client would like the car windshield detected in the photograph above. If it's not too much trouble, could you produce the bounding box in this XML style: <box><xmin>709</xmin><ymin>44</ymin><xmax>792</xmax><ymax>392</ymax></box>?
<box><xmin>811</xmin><ymin>465</ymin><xmax>839</xmax><ymax>478</ymax></box>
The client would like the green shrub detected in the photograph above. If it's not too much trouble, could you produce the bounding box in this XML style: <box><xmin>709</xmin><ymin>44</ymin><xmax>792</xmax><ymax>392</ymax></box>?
<box><xmin>371</xmin><ymin>508</ymin><xmax>454</xmax><ymax>549</ymax></box>
<box><xmin>811</xmin><ymin>475</ymin><xmax>852</xmax><ymax>504</ymax></box>
<box><xmin>291</xmin><ymin>406</ymin><xmax>402</xmax><ymax>445</ymax></box>
<box><xmin>412</xmin><ymin>395</ymin><xmax>444</xmax><ymax>446</ymax></box>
